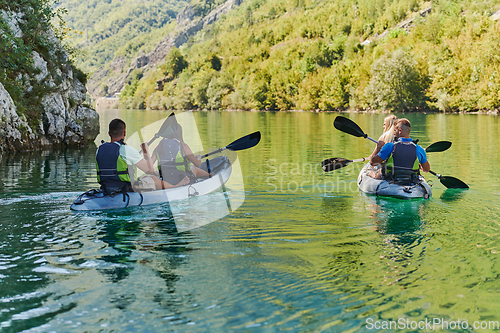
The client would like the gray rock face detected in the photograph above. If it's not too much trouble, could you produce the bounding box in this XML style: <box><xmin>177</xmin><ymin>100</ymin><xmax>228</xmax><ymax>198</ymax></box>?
<box><xmin>90</xmin><ymin>0</ymin><xmax>244</xmax><ymax>96</ymax></box>
<box><xmin>0</xmin><ymin>10</ymin><xmax>100</xmax><ymax>152</ymax></box>
<box><xmin>0</xmin><ymin>10</ymin><xmax>24</xmax><ymax>38</ymax></box>
<box><xmin>0</xmin><ymin>83</ymin><xmax>35</xmax><ymax>150</ymax></box>
<box><xmin>176</xmin><ymin>6</ymin><xmax>195</xmax><ymax>26</ymax></box>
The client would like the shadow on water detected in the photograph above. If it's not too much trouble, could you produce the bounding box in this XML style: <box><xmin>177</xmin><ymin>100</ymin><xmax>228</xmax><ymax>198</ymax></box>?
<box><xmin>440</xmin><ymin>188</ymin><xmax>468</xmax><ymax>202</ymax></box>
<box><xmin>371</xmin><ymin>197</ymin><xmax>427</xmax><ymax>238</ymax></box>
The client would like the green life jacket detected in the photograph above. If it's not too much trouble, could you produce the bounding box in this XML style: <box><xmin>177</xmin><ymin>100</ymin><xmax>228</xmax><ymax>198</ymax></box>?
<box><xmin>156</xmin><ymin>138</ymin><xmax>189</xmax><ymax>179</ymax></box>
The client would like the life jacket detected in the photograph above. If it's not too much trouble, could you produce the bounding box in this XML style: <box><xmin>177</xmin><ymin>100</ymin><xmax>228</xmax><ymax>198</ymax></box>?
<box><xmin>383</xmin><ymin>140</ymin><xmax>420</xmax><ymax>185</ymax></box>
<box><xmin>95</xmin><ymin>141</ymin><xmax>133</xmax><ymax>191</ymax></box>
<box><xmin>156</xmin><ymin>138</ymin><xmax>190</xmax><ymax>183</ymax></box>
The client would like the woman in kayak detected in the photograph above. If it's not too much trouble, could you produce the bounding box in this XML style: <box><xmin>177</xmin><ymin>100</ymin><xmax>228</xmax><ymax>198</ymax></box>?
<box><xmin>368</xmin><ymin>115</ymin><xmax>398</xmax><ymax>178</ymax></box>
<box><xmin>96</xmin><ymin>119</ymin><xmax>190</xmax><ymax>193</ymax></box>
<box><xmin>370</xmin><ymin>115</ymin><xmax>398</xmax><ymax>159</ymax></box>
<box><xmin>149</xmin><ymin>123</ymin><xmax>211</xmax><ymax>184</ymax></box>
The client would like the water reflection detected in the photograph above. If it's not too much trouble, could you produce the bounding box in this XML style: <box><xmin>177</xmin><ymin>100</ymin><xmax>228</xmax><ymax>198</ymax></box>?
<box><xmin>96</xmin><ymin>205</ymin><xmax>190</xmax><ymax>282</ymax></box>
<box><xmin>0</xmin><ymin>146</ymin><xmax>98</xmax><ymax>194</ymax></box>
<box><xmin>370</xmin><ymin>197</ymin><xmax>427</xmax><ymax>237</ymax></box>
<box><xmin>362</xmin><ymin>195</ymin><xmax>430</xmax><ymax>293</ymax></box>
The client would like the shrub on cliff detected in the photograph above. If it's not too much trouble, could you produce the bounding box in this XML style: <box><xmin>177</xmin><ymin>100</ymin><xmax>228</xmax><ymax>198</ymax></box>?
<box><xmin>162</xmin><ymin>47</ymin><xmax>189</xmax><ymax>79</ymax></box>
<box><xmin>0</xmin><ymin>0</ymin><xmax>71</xmax><ymax>123</ymax></box>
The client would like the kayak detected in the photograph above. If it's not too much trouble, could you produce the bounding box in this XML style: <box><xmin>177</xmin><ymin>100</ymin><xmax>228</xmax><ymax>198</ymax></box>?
<box><xmin>71</xmin><ymin>156</ymin><xmax>232</xmax><ymax>211</ymax></box>
<box><xmin>357</xmin><ymin>163</ymin><xmax>432</xmax><ymax>199</ymax></box>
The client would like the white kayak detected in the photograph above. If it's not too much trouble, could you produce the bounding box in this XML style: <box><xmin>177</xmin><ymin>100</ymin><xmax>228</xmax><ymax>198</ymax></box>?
<box><xmin>71</xmin><ymin>156</ymin><xmax>232</xmax><ymax>211</ymax></box>
<box><xmin>357</xmin><ymin>163</ymin><xmax>432</xmax><ymax>199</ymax></box>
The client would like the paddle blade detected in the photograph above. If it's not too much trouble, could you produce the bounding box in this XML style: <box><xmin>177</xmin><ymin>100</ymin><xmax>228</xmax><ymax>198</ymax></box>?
<box><xmin>158</xmin><ymin>112</ymin><xmax>179</xmax><ymax>138</ymax></box>
<box><xmin>334</xmin><ymin>116</ymin><xmax>367</xmax><ymax>138</ymax></box>
<box><xmin>440</xmin><ymin>176</ymin><xmax>469</xmax><ymax>189</ymax></box>
<box><xmin>226</xmin><ymin>131</ymin><xmax>261</xmax><ymax>151</ymax></box>
<box><xmin>426</xmin><ymin>141</ymin><xmax>452</xmax><ymax>153</ymax></box>
<box><xmin>321</xmin><ymin>158</ymin><xmax>352</xmax><ymax>172</ymax></box>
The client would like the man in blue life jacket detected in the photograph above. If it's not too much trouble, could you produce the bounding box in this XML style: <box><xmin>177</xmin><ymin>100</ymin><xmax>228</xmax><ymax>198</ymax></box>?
<box><xmin>370</xmin><ymin>118</ymin><xmax>430</xmax><ymax>185</ymax></box>
<box><xmin>95</xmin><ymin>119</ymin><xmax>189</xmax><ymax>193</ymax></box>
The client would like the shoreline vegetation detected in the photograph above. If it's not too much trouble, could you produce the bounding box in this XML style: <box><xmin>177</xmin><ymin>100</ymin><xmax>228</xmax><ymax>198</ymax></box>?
<box><xmin>95</xmin><ymin>97</ymin><xmax>500</xmax><ymax>115</ymax></box>
<box><xmin>104</xmin><ymin>0</ymin><xmax>500</xmax><ymax>114</ymax></box>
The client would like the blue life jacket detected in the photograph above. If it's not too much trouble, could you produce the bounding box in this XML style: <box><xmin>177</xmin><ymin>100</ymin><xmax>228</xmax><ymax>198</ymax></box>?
<box><xmin>95</xmin><ymin>141</ymin><xmax>132</xmax><ymax>191</ymax></box>
<box><xmin>384</xmin><ymin>141</ymin><xmax>420</xmax><ymax>185</ymax></box>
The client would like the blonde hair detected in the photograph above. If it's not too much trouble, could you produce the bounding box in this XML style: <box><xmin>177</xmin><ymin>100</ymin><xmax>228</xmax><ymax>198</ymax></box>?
<box><xmin>379</xmin><ymin>115</ymin><xmax>398</xmax><ymax>143</ymax></box>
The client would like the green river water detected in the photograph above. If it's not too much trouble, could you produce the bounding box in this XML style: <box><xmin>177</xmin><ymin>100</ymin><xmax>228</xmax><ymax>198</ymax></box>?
<box><xmin>1</xmin><ymin>110</ymin><xmax>500</xmax><ymax>332</ymax></box>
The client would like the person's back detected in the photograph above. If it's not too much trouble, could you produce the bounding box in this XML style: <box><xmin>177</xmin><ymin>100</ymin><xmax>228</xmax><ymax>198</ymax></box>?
<box><xmin>384</xmin><ymin>139</ymin><xmax>420</xmax><ymax>184</ymax></box>
<box><xmin>152</xmin><ymin>122</ymin><xmax>211</xmax><ymax>182</ymax></box>
<box><xmin>156</xmin><ymin>137</ymin><xmax>191</xmax><ymax>184</ymax></box>
<box><xmin>370</xmin><ymin>118</ymin><xmax>430</xmax><ymax>185</ymax></box>
<box><xmin>96</xmin><ymin>121</ymin><xmax>135</xmax><ymax>192</ymax></box>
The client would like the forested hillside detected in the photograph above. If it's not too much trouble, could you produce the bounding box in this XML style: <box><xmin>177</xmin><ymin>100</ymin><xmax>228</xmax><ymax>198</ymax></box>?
<box><xmin>61</xmin><ymin>0</ymin><xmax>500</xmax><ymax>112</ymax></box>
<box><xmin>57</xmin><ymin>0</ymin><xmax>228</xmax><ymax>96</ymax></box>
<box><xmin>120</xmin><ymin>0</ymin><xmax>500</xmax><ymax>112</ymax></box>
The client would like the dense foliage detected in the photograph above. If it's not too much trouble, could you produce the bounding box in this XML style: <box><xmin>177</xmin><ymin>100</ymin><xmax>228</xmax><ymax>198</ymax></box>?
<box><xmin>116</xmin><ymin>0</ymin><xmax>499</xmax><ymax>112</ymax></box>
<box><xmin>0</xmin><ymin>0</ymin><xmax>72</xmax><ymax>121</ymax></box>
<box><xmin>55</xmin><ymin>0</ymin><xmax>190</xmax><ymax>76</ymax></box>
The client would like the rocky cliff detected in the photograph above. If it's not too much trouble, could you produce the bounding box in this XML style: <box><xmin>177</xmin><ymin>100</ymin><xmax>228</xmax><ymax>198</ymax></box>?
<box><xmin>0</xmin><ymin>9</ymin><xmax>99</xmax><ymax>152</ymax></box>
<box><xmin>88</xmin><ymin>0</ymin><xmax>243</xmax><ymax>97</ymax></box>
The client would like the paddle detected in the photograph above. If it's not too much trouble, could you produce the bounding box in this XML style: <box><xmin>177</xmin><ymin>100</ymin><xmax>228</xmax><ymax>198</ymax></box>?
<box><xmin>327</xmin><ymin>116</ymin><xmax>468</xmax><ymax>189</ymax></box>
<box><xmin>201</xmin><ymin>131</ymin><xmax>261</xmax><ymax>158</ymax></box>
<box><xmin>322</xmin><ymin>157</ymin><xmax>369</xmax><ymax>172</ymax></box>
<box><xmin>322</xmin><ymin>141</ymin><xmax>452</xmax><ymax>172</ymax></box>
<box><xmin>138</xmin><ymin>113</ymin><xmax>179</xmax><ymax>154</ymax></box>
<box><xmin>424</xmin><ymin>141</ymin><xmax>452</xmax><ymax>153</ymax></box>
<box><xmin>334</xmin><ymin>116</ymin><xmax>378</xmax><ymax>144</ymax></box>
<box><xmin>428</xmin><ymin>171</ymin><xmax>469</xmax><ymax>189</ymax></box>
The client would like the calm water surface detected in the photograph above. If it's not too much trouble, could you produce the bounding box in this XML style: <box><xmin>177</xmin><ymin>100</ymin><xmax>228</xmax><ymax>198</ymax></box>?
<box><xmin>1</xmin><ymin>111</ymin><xmax>500</xmax><ymax>332</ymax></box>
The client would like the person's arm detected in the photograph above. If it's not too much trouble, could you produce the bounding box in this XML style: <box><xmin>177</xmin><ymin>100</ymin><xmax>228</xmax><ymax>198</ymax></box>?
<box><xmin>370</xmin><ymin>142</ymin><xmax>391</xmax><ymax>166</ymax></box>
<box><xmin>417</xmin><ymin>146</ymin><xmax>430</xmax><ymax>173</ymax></box>
<box><xmin>370</xmin><ymin>154</ymin><xmax>384</xmax><ymax>166</ymax></box>
<box><xmin>370</xmin><ymin>140</ymin><xmax>386</xmax><ymax>160</ymax></box>
<box><xmin>420</xmin><ymin>161</ymin><xmax>430</xmax><ymax>173</ymax></box>
<box><xmin>150</xmin><ymin>146</ymin><xmax>158</xmax><ymax>165</ymax></box>
<box><xmin>183</xmin><ymin>143</ymin><xmax>202</xmax><ymax>167</ymax></box>
<box><xmin>135</xmin><ymin>159</ymin><xmax>155</xmax><ymax>174</ymax></box>
<box><xmin>135</xmin><ymin>143</ymin><xmax>155</xmax><ymax>174</ymax></box>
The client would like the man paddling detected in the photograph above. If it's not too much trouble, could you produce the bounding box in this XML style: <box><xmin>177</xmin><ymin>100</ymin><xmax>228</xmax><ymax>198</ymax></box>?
<box><xmin>370</xmin><ymin>118</ymin><xmax>430</xmax><ymax>185</ymax></box>
<box><xmin>96</xmin><ymin>119</ymin><xmax>189</xmax><ymax>193</ymax></box>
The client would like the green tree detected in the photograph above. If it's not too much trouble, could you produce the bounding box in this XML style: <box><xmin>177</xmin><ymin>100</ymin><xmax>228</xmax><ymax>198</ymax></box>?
<box><xmin>163</xmin><ymin>47</ymin><xmax>189</xmax><ymax>77</ymax></box>
<box><xmin>365</xmin><ymin>48</ymin><xmax>428</xmax><ymax>111</ymax></box>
